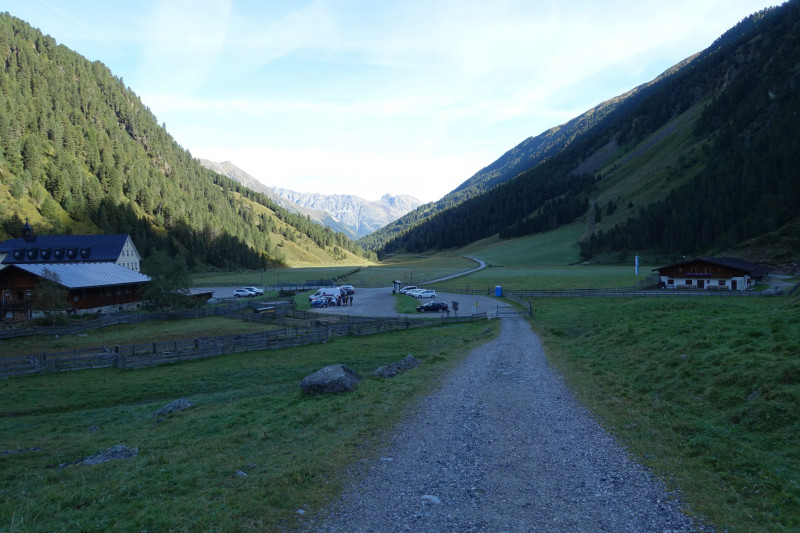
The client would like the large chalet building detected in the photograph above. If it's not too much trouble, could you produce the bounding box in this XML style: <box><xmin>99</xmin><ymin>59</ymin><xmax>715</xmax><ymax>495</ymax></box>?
<box><xmin>0</xmin><ymin>223</ymin><xmax>151</xmax><ymax>320</ymax></box>
<box><xmin>654</xmin><ymin>257</ymin><xmax>770</xmax><ymax>291</ymax></box>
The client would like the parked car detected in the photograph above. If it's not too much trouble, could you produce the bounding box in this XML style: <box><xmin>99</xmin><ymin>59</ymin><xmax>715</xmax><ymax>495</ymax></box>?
<box><xmin>416</xmin><ymin>289</ymin><xmax>436</xmax><ymax>298</ymax></box>
<box><xmin>406</xmin><ymin>288</ymin><xmax>424</xmax><ymax>297</ymax></box>
<box><xmin>340</xmin><ymin>285</ymin><xmax>355</xmax><ymax>295</ymax></box>
<box><xmin>309</xmin><ymin>288</ymin><xmax>340</xmax><ymax>302</ymax></box>
<box><xmin>233</xmin><ymin>288</ymin><xmax>255</xmax><ymax>298</ymax></box>
<box><xmin>399</xmin><ymin>285</ymin><xmax>417</xmax><ymax>294</ymax></box>
<box><xmin>417</xmin><ymin>301</ymin><xmax>449</xmax><ymax>313</ymax></box>
<box><xmin>310</xmin><ymin>297</ymin><xmax>331</xmax><ymax>308</ymax></box>
<box><xmin>242</xmin><ymin>286</ymin><xmax>264</xmax><ymax>296</ymax></box>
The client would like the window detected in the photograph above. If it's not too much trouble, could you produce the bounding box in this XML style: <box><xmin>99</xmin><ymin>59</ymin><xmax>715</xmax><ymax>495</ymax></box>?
<box><xmin>718</xmin><ymin>280</ymin><xmax>726</xmax><ymax>286</ymax></box>
<box><xmin>686</xmin><ymin>279</ymin><xmax>693</xmax><ymax>285</ymax></box>
<box><xmin>668</xmin><ymin>279</ymin><xmax>674</xmax><ymax>285</ymax></box>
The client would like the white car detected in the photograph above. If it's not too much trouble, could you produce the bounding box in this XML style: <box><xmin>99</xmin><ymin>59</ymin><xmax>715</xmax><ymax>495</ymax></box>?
<box><xmin>405</xmin><ymin>288</ymin><xmax>424</xmax><ymax>297</ymax></box>
<box><xmin>399</xmin><ymin>285</ymin><xmax>417</xmax><ymax>294</ymax></box>
<box><xmin>243</xmin><ymin>286</ymin><xmax>264</xmax><ymax>296</ymax></box>
<box><xmin>233</xmin><ymin>288</ymin><xmax>255</xmax><ymax>298</ymax></box>
<box><xmin>417</xmin><ymin>289</ymin><xmax>436</xmax><ymax>298</ymax></box>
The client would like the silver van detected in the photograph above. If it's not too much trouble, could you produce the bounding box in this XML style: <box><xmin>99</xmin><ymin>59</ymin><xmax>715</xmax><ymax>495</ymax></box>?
<box><xmin>309</xmin><ymin>288</ymin><xmax>340</xmax><ymax>302</ymax></box>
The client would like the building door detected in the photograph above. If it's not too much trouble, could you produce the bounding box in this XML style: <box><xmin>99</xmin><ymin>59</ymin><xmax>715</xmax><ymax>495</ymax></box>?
<box><xmin>698</xmin><ymin>279</ymin><xmax>705</xmax><ymax>289</ymax></box>
<box><xmin>732</xmin><ymin>279</ymin><xmax>738</xmax><ymax>290</ymax></box>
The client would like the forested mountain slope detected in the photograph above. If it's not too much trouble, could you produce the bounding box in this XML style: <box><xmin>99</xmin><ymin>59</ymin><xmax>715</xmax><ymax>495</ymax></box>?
<box><xmin>0</xmin><ymin>13</ymin><xmax>373</xmax><ymax>269</ymax></box>
<box><xmin>359</xmin><ymin>56</ymin><xmax>695</xmax><ymax>252</ymax></box>
<box><xmin>374</xmin><ymin>2</ymin><xmax>799</xmax><ymax>265</ymax></box>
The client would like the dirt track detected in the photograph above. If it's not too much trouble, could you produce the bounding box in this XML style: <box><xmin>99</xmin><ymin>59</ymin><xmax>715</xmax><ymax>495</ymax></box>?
<box><xmin>302</xmin><ymin>317</ymin><xmax>699</xmax><ymax>532</ymax></box>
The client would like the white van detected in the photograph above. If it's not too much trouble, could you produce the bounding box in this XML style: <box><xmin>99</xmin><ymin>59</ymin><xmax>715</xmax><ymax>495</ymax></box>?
<box><xmin>309</xmin><ymin>288</ymin><xmax>340</xmax><ymax>302</ymax></box>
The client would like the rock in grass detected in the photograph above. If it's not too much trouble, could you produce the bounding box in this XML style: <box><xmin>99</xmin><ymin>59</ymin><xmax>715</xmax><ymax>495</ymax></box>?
<box><xmin>56</xmin><ymin>444</ymin><xmax>139</xmax><ymax>468</ymax></box>
<box><xmin>82</xmin><ymin>444</ymin><xmax>139</xmax><ymax>465</ymax></box>
<box><xmin>373</xmin><ymin>354</ymin><xmax>421</xmax><ymax>378</ymax></box>
<box><xmin>300</xmin><ymin>364</ymin><xmax>361</xmax><ymax>394</ymax></box>
<box><xmin>154</xmin><ymin>398</ymin><xmax>193</xmax><ymax>417</ymax></box>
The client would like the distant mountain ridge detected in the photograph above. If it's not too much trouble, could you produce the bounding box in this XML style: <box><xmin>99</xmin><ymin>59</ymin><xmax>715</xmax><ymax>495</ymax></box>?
<box><xmin>273</xmin><ymin>188</ymin><xmax>422</xmax><ymax>239</ymax></box>
<box><xmin>198</xmin><ymin>159</ymin><xmax>421</xmax><ymax>239</ymax></box>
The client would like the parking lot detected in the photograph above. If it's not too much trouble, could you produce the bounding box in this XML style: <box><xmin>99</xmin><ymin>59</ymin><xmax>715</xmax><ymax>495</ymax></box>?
<box><xmin>309</xmin><ymin>287</ymin><xmax>503</xmax><ymax>318</ymax></box>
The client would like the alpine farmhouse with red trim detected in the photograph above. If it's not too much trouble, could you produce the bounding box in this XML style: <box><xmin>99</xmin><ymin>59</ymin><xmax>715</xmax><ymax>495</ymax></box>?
<box><xmin>654</xmin><ymin>257</ymin><xmax>770</xmax><ymax>291</ymax></box>
<box><xmin>0</xmin><ymin>224</ymin><xmax>151</xmax><ymax>320</ymax></box>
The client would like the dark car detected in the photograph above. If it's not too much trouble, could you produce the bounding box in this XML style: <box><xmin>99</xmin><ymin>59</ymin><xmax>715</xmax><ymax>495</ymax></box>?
<box><xmin>416</xmin><ymin>301</ymin><xmax>449</xmax><ymax>313</ymax></box>
<box><xmin>310</xmin><ymin>297</ymin><xmax>333</xmax><ymax>308</ymax></box>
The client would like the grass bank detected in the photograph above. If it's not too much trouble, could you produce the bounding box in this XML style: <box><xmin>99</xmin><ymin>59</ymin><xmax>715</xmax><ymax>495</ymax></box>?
<box><xmin>0</xmin><ymin>316</ymin><xmax>275</xmax><ymax>359</ymax></box>
<box><xmin>0</xmin><ymin>320</ymin><xmax>497</xmax><ymax>532</ymax></box>
<box><xmin>532</xmin><ymin>296</ymin><xmax>799</xmax><ymax>531</ymax></box>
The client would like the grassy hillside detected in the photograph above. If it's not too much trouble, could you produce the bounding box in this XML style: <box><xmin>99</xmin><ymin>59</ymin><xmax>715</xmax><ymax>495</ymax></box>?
<box><xmin>370</xmin><ymin>3</ymin><xmax>800</xmax><ymax>269</ymax></box>
<box><xmin>0</xmin><ymin>13</ymin><xmax>372</xmax><ymax>270</ymax></box>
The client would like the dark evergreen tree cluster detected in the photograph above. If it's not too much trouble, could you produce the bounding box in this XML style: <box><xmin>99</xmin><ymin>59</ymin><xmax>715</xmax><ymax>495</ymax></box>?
<box><xmin>0</xmin><ymin>13</ymin><xmax>372</xmax><ymax>268</ymax></box>
<box><xmin>376</xmin><ymin>1</ymin><xmax>799</xmax><ymax>260</ymax></box>
<box><xmin>580</xmin><ymin>1</ymin><xmax>800</xmax><ymax>259</ymax></box>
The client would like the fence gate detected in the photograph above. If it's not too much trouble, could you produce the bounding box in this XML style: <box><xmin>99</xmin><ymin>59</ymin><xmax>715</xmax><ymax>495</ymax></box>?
<box><xmin>494</xmin><ymin>304</ymin><xmax>522</xmax><ymax>318</ymax></box>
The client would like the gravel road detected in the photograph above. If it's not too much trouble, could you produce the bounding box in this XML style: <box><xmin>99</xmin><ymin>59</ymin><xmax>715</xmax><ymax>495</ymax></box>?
<box><xmin>302</xmin><ymin>317</ymin><xmax>700</xmax><ymax>532</ymax></box>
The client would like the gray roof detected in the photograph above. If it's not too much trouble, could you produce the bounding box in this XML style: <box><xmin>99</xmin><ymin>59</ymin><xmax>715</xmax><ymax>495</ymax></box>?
<box><xmin>14</xmin><ymin>263</ymin><xmax>151</xmax><ymax>289</ymax></box>
<box><xmin>0</xmin><ymin>234</ymin><xmax>133</xmax><ymax>264</ymax></box>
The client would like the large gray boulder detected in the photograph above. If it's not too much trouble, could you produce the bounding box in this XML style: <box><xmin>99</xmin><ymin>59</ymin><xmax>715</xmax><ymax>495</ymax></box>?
<box><xmin>300</xmin><ymin>364</ymin><xmax>361</xmax><ymax>394</ymax></box>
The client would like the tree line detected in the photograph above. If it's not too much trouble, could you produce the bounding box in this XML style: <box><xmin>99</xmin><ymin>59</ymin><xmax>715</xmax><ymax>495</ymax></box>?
<box><xmin>375</xmin><ymin>2</ymin><xmax>799</xmax><ymax>260</ymax></box>
<box><xmin>0</xmin><ymin>12</ymin><xmax>374</xmax><ymax>269</ymax></box>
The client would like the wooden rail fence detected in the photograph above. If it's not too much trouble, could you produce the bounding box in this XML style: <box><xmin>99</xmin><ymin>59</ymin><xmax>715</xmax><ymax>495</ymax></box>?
<box><xmin>1</xmin><ymin>312</ymin><xmax>487</xmax><ymax>379</ymax></box>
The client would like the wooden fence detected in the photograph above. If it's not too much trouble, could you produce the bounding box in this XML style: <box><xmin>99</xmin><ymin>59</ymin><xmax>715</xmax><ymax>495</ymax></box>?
<box><xmin>0</xmin><ymin>301</ymin><xmax>293</xmax><ymax>340</ymax></box>
<box><xmin>505</xmin><ymin>287</ymin><xmax>784</xmax><ymax>298</ymax></box>
<box><xmin>1</xmin><ymin>312</ymin><xmax>487</xmax><ymax>379</ymax></box>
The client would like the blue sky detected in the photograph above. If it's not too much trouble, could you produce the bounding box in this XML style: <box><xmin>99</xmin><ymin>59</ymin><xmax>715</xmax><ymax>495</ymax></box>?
<box><xmin>4</xmin><ymin>0</ymin><xmax>782</xmax><ymax>202</ymax></box>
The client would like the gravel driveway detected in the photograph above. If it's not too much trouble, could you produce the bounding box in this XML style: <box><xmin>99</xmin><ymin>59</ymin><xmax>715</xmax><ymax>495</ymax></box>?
<box><xmin>302</xmin><ymin>317</ymin><xmax>700</xmax><ymax>532</ymax></box>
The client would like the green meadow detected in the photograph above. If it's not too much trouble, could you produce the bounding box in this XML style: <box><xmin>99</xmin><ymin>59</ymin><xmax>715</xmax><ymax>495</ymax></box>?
<box><xmin>0</xmin><ymin>321</ymin><xmax>498</xmax><ymax>532</ymax></box>
<box><xmin>532</xmin><ymin>296</ymin><xmax>800</xmax><ymax>532</ymax></box>
<box><xmin>3</xmin><ymin>240</ymin><xmax>797</xmax><ymax>532</ymax></box>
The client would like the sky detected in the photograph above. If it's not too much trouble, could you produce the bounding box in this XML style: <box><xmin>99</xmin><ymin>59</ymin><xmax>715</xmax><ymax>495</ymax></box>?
<box><xmin>4</xmin><ymin>1</ymin><xmax>783</xmax><ymax>203</ymax></box>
